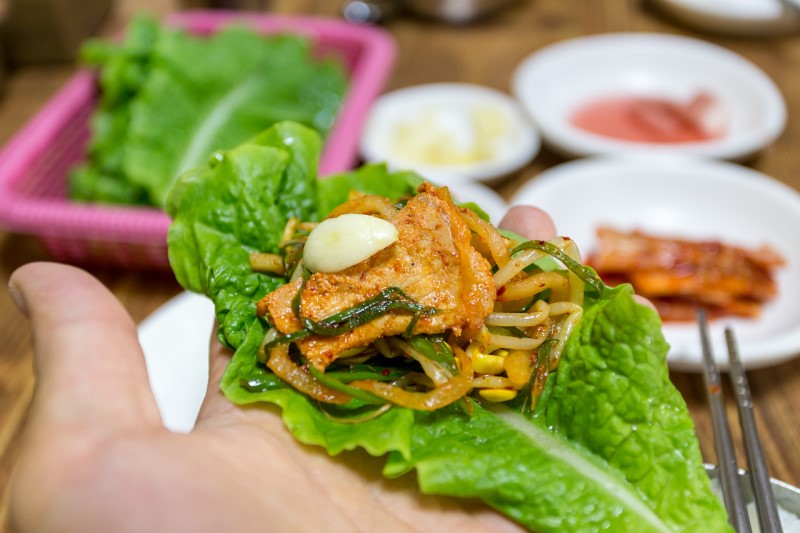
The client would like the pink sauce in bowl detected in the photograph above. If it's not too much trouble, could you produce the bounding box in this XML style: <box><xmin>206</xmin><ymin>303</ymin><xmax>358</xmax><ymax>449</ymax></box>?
<box><xmin>570</xmin><ymin>93</ymin><xmax>726</xmax><ymax>144</ymax></box>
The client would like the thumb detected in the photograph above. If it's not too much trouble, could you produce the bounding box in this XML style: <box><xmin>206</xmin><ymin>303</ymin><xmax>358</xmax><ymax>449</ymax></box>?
<box><xmin>499</xmin><ymin>205</ymin><xmax>557</xmax><ymax>241</ymax></box>
<box><xmin>9</xmin><ymin>262</ymin><xmax>163</xmax><ymax>438</ymax></box>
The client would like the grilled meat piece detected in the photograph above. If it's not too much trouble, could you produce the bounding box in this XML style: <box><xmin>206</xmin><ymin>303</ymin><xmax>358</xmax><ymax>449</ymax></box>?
<box><xmin>258</xmin><ymin>186</ymin><xmax>496</xmax><ymax>369</ymax></box>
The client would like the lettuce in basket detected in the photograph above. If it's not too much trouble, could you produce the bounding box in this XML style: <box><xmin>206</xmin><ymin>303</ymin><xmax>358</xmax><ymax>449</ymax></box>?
<box><xmin>70</xmin><ymin>16</ymin><xmax>346</xmax><ymax>207</ymax></box>
<box><xmin>166</xmin><ymin>121</ymin><xmax>731</xmax><ymax>532</ymax></box>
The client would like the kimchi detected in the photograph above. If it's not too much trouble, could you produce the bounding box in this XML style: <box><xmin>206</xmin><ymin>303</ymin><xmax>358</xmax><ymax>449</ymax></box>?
<box><xmin>587</xmin><ymin>226</ymin><xmax>785</xmax><ymax>322</ymax></box>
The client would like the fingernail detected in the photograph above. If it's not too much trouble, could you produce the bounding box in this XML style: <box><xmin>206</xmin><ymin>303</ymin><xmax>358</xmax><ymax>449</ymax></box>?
<box><xmin>8</xmin><ymin>280</ymin><xmax>29</xmax><ymax>317</ymax></box>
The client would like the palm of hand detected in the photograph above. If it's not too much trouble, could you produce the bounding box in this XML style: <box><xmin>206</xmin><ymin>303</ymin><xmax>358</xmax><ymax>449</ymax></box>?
<box><xmin>9</xmin><ymin>206</ymin><xmax>554</xmax><ymax>532</ymax></box>
<box><xmin>8</xmin><ymin>272</ymin><xmax>524</xmax><ymax>533</ymax></box>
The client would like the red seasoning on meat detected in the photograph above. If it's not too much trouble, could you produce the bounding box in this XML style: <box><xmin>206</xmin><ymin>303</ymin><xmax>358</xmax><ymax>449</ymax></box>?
<box><xmin>258</xmin><ymin>185</ymin><xmax>496</xmax><ymax>370</ymax></box>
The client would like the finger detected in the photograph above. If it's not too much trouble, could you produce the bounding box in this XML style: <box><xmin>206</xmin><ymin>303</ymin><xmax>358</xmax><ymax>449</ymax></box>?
<box><xmin>499</xmin><ymin>205</ymin><xmax>558</xmax><ymax>240</ymax></box>
<box><xmin>499</xmin><ymin>206</ymin><xmax>659</xmax><ymax>312</ymax></box>
<box><xmin>9</xmin><ymin>262</ymin><xmax>163</xmax><ymax>437</ymax></box>
<box><xmin>633</xmin><ymin>294</ymin><xmax>659</xmax><ymax>312</ymax></box>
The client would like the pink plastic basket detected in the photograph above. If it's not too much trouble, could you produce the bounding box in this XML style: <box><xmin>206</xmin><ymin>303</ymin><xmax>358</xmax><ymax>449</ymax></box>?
<box><xmin>0</xmin><ymin>11</ymin><xmax>396</xmax><ymax>269</ymax></box>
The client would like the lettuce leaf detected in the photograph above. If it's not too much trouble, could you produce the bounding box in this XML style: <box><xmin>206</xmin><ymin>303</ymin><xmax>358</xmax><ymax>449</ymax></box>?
<box><xmin>71</xmin><ymin>16</ymin><xmax>346</xmax><ymax>207</ymax></box>
<box><xmin>69</xmin><ymin>16</ymin><xmax>159</xmax><ymax>205</ymax></box>
<box><xmin>382</xmin><ymin>285</ymin><xmax>730</xmax><ymax>532</ymax></box>
<box><xmin>167</xmin><ymin>122</ymin><xmax>322</xmax><ymax>349</ymax></box>
<box><xmin>166</xmin><ymin>122</ymin><xmax>731</xmax><ymax>532</ymax></box>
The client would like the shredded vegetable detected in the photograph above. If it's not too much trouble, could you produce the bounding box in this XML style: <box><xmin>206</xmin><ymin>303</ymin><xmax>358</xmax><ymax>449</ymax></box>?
<box><xmin>255</xmin><ymin>184</ymin><xmax>597</xmax><ymax>411</ymax></box>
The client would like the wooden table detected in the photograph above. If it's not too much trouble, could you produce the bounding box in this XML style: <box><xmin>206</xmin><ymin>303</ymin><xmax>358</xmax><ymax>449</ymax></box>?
<box><xmin>2</xmin><ymin>0</ymin><xmax>799</xmax><ymax>524</ymax></box>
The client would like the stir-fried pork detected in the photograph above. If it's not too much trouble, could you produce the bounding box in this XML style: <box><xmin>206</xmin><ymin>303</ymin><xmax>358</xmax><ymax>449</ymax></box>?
<box><xmin>258</xmin><ymin>186</ymin><xmax>496</xmax><ymax>369</ymax></box>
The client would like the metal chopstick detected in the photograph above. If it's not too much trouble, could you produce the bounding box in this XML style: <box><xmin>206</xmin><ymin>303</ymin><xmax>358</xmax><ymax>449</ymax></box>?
<box><xmin>725</xmin><ymin>327</ymin><xmax>783</xmax><ymax>533</ymax></box>
<box><xmin>697</xmin><ymin>309</ymin><xmax>752</xmax><ymax>533</ymax></box>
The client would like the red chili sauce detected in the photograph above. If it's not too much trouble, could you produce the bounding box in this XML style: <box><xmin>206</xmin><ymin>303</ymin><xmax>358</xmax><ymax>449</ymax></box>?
<box><xmin>570</xmin><ymin>93</ymin><xmax>725</xmax><ymax>144</ymax></box>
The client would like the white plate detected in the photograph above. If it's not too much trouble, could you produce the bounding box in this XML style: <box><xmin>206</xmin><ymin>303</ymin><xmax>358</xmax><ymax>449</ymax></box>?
<box><xmin>651</xmin><ymin>0</ymin><xmax>800</xmax><ymax>36</ymax></box>
<box><xmin>512</xmin><ymin>33</ymin><xmax>786</xmax><ymax>162</ymax></box>
<box><xmin>360</xmin><ymin>83</ymin><xmax>540</xmax><ymax>184</ymax></box>
<box><xmin>509</xmin><ymin>156</ymin><xmax>800</xmax><ymax>371</ymax></box>
<box><xmin>140</xmin><ymin>291</ymin><xmax>213</xmax><ymax>433</ymax></box>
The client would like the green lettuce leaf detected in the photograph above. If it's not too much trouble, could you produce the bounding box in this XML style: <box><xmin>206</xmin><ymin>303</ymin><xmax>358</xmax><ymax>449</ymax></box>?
<box><xmin>69</xmin><ymin>16</ymin><xmax>159</xmax><ymax>205</ymax></box>
<box><xmin>167</xmin><ymin>122</ymin><xmax>321</xmax><ymax>349</ymax></box>
<box><xmin>166</xmin><ymin>122</ymin><xmax>731</xmax><ymax>532</ymax></box>
<box><xmin>167</xmin><ymin>121</ymin><xmax>421</xmax><ymax>456</ymax></box>
<box><xmin>382</xmin><ymin>285</ymin><xmax>730</xmax><ymax>532</ymax></box>
<box><xmin>71</xmin><ymin>16</ymin><xmax>346</xmax><ymax>207</ymax></box>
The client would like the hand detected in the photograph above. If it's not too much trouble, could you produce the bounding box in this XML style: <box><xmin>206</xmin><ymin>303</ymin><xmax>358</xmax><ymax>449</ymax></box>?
<box><xmin>7</xmin><ymin>206</ymin><xmax>553</xmax><ymax>533</ymax></box>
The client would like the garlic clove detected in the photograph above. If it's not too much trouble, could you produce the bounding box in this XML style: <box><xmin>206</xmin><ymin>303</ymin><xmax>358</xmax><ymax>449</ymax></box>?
<box><xmin>303</xmin><ymin>214</ymin><xmax>398</xmax><ymax>273</ymax></box>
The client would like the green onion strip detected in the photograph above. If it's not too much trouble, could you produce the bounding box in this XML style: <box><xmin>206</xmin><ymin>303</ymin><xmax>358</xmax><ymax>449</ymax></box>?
<box><xmin>257</xmin><ymin>269</ymin><xmax>443</xmax><ymax>407</ymax></box>
<box><xmin>510</xmin><ymin>240</ymin><xmax>604</xmax><ymax>296</ymax></box>
<box><xmin>264</xmin><ymin>270</ymin><xmax>439</xmax><ymax>349</ymax></box>
<box><xmin>258</xmin><ymin>240</ymin><xmax>596</xmax><ymax>410</ymax></box>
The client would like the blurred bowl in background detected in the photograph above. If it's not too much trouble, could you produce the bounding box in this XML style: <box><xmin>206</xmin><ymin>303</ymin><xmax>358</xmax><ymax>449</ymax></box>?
<box><xmin>649</xmin><ymin>0</ymin><xmax>800</xmax><ymax>37</ymax></box>
<box><xmin>705</xmin><ymin>464</ymin><xmax>800</xmax><ymax>530</ymax></box>
<box><xmin>404</xmin><ymin>0</ymin><xmax>519</xmax><ymax>24</ymax></box>
<box><xmin>512</xmin><ymin>33</ymin><xmax>786</xmax><ymax>162</ymax></box>
<box><xmin>342</xmin><ymin>0</ymin><xmax>520</xmax><ymax>25</ymax></box>
<box><xmin>360</xmin><ymin>83</ymin><xmax>540</xmax><ymax>184</ymax></box>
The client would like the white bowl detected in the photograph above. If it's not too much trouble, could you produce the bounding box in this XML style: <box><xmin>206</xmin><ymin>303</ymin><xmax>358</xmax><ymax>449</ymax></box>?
<box><xmin>509</xmin><ymin>155</ymin><xmax>800</xmax><ymax>371</ymax></box>
<box><xmin>651</xmin><ymin>0</ymin><xmax>800</xmax><ymax>36</ymax></box>
<box><xmin>512</xmin><ymin>33</ymin><xmax>786</xmax><ymax>162</ymax></box>
<box><xmin>360</xmin><ymin>83</ymin><xmax>540</xmax><ymax>183</ymax></box>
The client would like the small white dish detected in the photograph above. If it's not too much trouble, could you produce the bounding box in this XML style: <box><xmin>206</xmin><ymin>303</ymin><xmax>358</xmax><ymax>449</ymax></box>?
<box><xmin>651</xmin><ymin>0</ymin><xmax>800</xmax><ymax>36</ymax></box>
<box><xmin>509</xmin><ymin>155</ymin><xmax>800</xmax><ymax>371</ymax></box>
<box><xmin>360</xmin><ymin>83</ymin><xmax>540</xmax><ymax>184</ymax></box>
<box><xmin>140</xmin><ymin>291</ymin><xmax>214</xmax><ymax>433</ymax></box>
<box><xmin>512</xmin><ymin>33</ymin><xmax>786</xmax><ymax>162</ymax></box>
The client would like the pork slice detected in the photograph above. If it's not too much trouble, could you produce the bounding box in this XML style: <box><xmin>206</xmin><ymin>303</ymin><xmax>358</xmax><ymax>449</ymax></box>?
<box><xmin>258</xmin><ymin>188</ymin><xmax>495</xmax><ymax>370</ymax></box>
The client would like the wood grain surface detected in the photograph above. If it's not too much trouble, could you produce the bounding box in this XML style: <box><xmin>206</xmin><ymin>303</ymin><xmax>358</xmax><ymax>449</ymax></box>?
<box><xmin>1</xmin><ymin>0</ymin><xmax>799</xmax><ymax>527</ymax></box>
